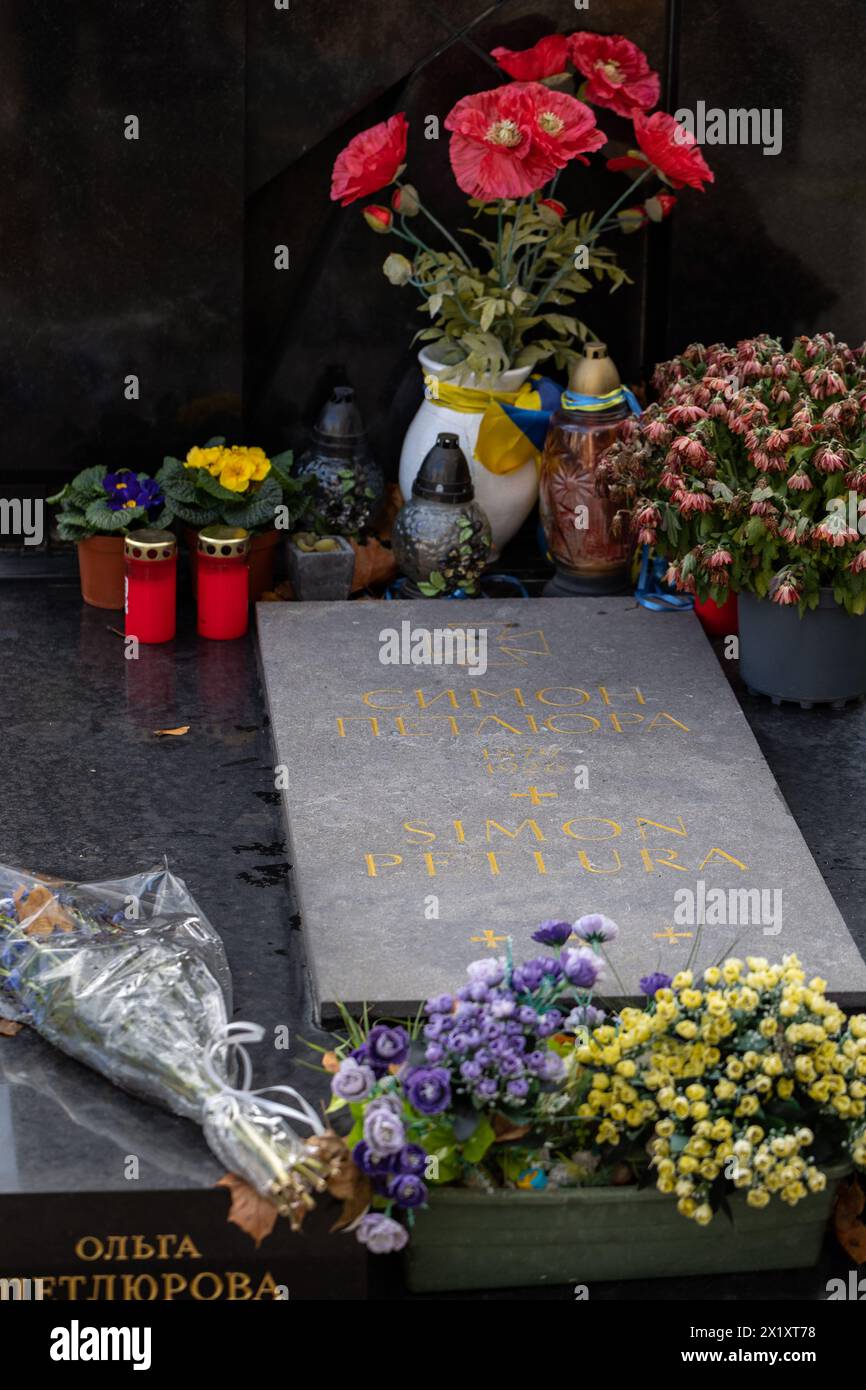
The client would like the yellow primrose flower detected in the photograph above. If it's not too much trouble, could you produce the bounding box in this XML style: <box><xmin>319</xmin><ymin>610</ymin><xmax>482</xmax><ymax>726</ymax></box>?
<box><xmin>694</xmin><ymin>1204</ymin><xmax>713</xmax><ymax>1226</ymax></box>
<box><xmin>219</xmin><ymin>455</ymin><xmax>257</xmax><ymax>493</ymax></box>
<box><xmin>807</xmin><ymin>1168</ymin><xmax>827</xmax><ymax>1193</ymax></box>
<box><xmin>238</xmin><ymin>446</ymin><xmax>271</xmax><ymax>481</ymax></box>
<box><xmin>185</xmin><ymin>445</ymin><xmax>224</xmax><ymax>471</ymax></box>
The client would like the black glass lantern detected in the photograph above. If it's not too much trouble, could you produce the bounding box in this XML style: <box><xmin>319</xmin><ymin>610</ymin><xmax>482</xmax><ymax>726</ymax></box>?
<box><xmin>294</xmin><ymin>385</ymin><xmax>384</xmax><ymax>534</ymax></box>
<box><xmin>392</xmin><ymin>433</ymin><xmax>492</xmax><ymax>597</ymax></box>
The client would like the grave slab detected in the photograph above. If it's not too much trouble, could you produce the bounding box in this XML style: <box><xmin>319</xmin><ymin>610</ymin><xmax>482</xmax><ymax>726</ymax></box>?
<box><xmin>257</xmin><ymin>598</ymin><xmax>866</xmax><ymax>1020</ymax></box>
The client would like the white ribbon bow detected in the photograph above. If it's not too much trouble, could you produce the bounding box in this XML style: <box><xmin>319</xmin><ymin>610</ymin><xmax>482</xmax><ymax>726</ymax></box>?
<box><xmin>202</xmin><ymin>1020</ymin><xmax>325</xmax><ymax>1134</ymax></box>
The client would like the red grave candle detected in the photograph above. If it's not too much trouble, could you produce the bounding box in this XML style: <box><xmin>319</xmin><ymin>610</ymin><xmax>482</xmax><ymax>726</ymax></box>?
<box><xmin>124</xmin><ymin>530</ymin><xmax>177</xmax><ymax>644</ymax></box>
<box><xmin>196</xmin><ymin>525</ymin><xmax>250</xmax><ymax>640</ymax></box>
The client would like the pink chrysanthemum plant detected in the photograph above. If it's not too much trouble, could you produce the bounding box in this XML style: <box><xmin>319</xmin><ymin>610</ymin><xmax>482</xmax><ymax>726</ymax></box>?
<box><xmin>598</xmin><ymin>332</ymin><xmax>866</xmax><ymax>614</ymax></box>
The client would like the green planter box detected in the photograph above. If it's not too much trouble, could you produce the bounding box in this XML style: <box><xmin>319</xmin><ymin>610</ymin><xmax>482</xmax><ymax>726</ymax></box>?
<box><xmin>404</xmin><ymin>1168</ymin><xmax>849</xmax><ymax>1293</ymax></box>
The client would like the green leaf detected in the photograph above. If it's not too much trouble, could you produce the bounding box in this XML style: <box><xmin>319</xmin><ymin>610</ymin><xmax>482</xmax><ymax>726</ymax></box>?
<box><xmin>223</xmin><ymin>475</ymin><xmax>281</xmax><ymax>531</ymax></box>
<box><xmin>158</xmin><ymin>471</ymin><xmax>199</xmax><ymax>505</ymax></box>
<box><xmin>461</xmin><ymin>1115</ymin><xmax>495</xmax><ymax>1165</ymax></box>
<box><xmin>71</xmin><ymin>465</ymin><xmax>108</xmax><ymax>495</ymax></box>
<box><xmin>85</xmin><ymin>499</ymin><xmax>139</xmax><ymax>532</ymax></box>
<box><xmin>167</xmin><ymin>497</ymin><xmax>220</xmax><ymax>527</ymax></box>
<box><xmin>196</xmin><ymin>470</ymin><xmax>244</xmax><ymax>502</ymax></box>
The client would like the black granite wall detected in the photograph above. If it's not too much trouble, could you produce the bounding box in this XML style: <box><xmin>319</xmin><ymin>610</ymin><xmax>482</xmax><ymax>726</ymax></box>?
<box><xmin>1</xmin><ymin>0</ymin><xmax>245</xmax><ymax>486</ymax></box>
<box><xmin>669</xmin><ymin>0</ymin><xmax>866</xmax><ymax>354</ymax></box>
<box><xmin>2</xmin><ymin>0</ymin><xmax>864</xmax><ymax>489</ymax></box>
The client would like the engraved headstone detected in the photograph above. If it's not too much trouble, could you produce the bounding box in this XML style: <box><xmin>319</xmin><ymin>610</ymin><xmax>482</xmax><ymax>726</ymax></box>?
<box><xmin>257</xmin><ymin>599</ymin><xmax>866</xmax><ymax>1020</ymax></box>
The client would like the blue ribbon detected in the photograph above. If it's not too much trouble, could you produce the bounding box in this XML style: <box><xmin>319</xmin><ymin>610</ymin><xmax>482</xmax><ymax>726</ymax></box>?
<box><xmin>497</xmin><ymin>375</ymin><xmax>563</xmax><ymax>452</ymax></box>
<box><xmin>635</xmin><ymin>544</ymin><xmax>694</xmax><ymax>612</ymax></box>
<box><xmin>561</xmin><ymin>386</ymin><xmax>643</xmax><ymax>416</ymax></box>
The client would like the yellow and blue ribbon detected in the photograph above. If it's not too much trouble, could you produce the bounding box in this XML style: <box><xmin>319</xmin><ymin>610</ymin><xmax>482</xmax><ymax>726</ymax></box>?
<box><xmin>561</xmin><ymin>385</ymin><xmax>643</xmax><ymax>415</ymax></box>
<box><xmin>424</xmin><ymin>373</ymin><xmax>561</xmax><ymax>476</ymax></box>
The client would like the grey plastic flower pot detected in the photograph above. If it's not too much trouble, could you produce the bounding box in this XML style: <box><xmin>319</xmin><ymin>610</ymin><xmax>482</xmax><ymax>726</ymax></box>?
<box><xmin>284</xmin><ymin>536</ymin><xmax>354</xmax><ymax>602</ymax></box>
<box><xmin>739</xmin><ymin>588</ymin><xmax>866</xmax><ymax>708</ymax></box>
<box><xmin>403</xmin><ymin>1166</ymin><xmax>849</xmax><ymax>1293</ymax></box>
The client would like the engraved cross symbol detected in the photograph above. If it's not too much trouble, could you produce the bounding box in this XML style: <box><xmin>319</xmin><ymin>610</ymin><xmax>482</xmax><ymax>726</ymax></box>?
<box><xmin>653</xmin><ymin>926</ymin><xmax>693</xmax><ymax>945</ymax></box>
<box><xmin>470</xmin><ymin>929</ymin><xmax>509</xmax><ymax>950</ymax></box>
<box><xmin>510</xmin><ymin>786</ymin><xmax>558</xmax><ymax>805</ymax></box>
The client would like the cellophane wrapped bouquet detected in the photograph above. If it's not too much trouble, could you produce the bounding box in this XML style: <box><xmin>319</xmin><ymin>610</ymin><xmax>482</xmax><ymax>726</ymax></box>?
<box><xmin>0</xmin><ymin>862</ymin><xmax>331</xmax><ymax>1225</ymax></box>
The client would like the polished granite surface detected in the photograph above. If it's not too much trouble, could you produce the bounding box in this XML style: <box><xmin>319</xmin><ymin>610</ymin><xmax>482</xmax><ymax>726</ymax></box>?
<box><xmin>1</xmin><ymin>576</ymin><xmax>864</xmax><ymax>1300</ymax></box>
<box><xmin>0</xmin><ymin>578</ymin><xmax>333</xmax><ymax>1196</ymax></box>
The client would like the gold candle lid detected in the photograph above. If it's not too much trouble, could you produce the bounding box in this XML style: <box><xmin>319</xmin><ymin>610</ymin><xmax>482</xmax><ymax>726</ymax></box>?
<box><xmin>568</xmin><ymin>341</ymin><xmax>622</xmax><ymax>397</ymax></box>
<box><xmin>197</xmin><ymin>525</ymin><xmax>250</xmax><ymax>558</ymax></box>
<box><xmin>124</xmin><ymin>529</ymin><xmax>177</xmax><ymax>560</ymax></box>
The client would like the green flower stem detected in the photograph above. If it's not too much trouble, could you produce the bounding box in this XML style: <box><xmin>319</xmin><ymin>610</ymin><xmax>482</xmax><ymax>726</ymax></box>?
<box><xmin>497</xmin><ymin>203</ymin><xmax>504</xmax><ymax>287</ymax></box>
<box><xmin>532</xmin><ymin>168</ymin><xmax>654</xmax><ymax>314</ymax></box>
<box><xmin>501</xmin><ymin>197</ymin><xmax>526</xmax><ymax>289</ymax></box>
<box><xmin>414</xmin><ymin>196</ymin><xmax>472</xmax><ymax>268</ymax></box>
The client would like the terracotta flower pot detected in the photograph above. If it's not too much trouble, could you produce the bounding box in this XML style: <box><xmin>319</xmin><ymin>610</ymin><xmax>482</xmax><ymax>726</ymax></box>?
<box><xmin>186</xmin><ymin>526</ymin><xmax>279</xmax><ymax>603</ymax></box>
<box><xmin>184</xmin><ymin>525</ymin><xmax>200</xmax><ymax>593</ymax></box>
<box><xmin>248</xmin><ymin>528</ymin><xmax>281</xmax><ymax>603</ymax></box>
<box><xmin>76</xmin><ymin>536</ymin><xmax>125</xmax><ymax>609</ymax></box>
<box><xmin>694</xmin><ymin>590</ymin><xmax>739</xmax><ymax>639</ymax></box>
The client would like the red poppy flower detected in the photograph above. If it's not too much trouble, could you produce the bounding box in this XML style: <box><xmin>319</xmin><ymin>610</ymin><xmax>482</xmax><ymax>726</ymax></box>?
<box><xmin>331</xmin><ymin>113</ymin><xmax>409</xmax><ymax>206</ymax></box>
<box><xmin>445</xmin><ymin>85</ymin><xmax>557</xmax><ymax>199</ymax></box>
<box><xmin>569</xmin><ymin>33</ymin><xmax>660</xmax><ymax>117</ymax></box>
<box><xmin>632</xmin><ymin>111</ymin><xmax>714</xmax><ymax>190</ymax></box>
<box><xmin>518</xmin><ymin>82</ymin><xmax>606</xmax><ymax>170</ymax></box>
<box><xmin>491</xmin><ymin>34</ymin><xmax>570</xmax><ymax>82</ymax></box>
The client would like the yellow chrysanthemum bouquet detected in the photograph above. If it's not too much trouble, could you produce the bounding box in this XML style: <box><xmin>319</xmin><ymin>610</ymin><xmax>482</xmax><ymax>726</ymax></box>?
<box><xmin>573</xmin><ymin>954</ymin><xmax>866</xmax><ymax>1225</ymax></box>
<box><xmin>156</xmin><ymin>439</ymin><xmax>309</xmax><ymax>532</ymax></box>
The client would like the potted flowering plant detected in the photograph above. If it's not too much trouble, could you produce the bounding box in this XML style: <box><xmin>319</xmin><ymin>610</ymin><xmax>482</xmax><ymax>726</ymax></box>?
<box><xmin>329</xmin><ymin>29</ymin><xmax>713</xmax><ymax>552</ymax></box>
<box><xmin>157</xmin><ymin>441</ymin><xmax>310</xmax><ymax>601</ymax></box>
<box><xmin>319</xmin><ymin>916</ymin><xmax>865</xmax><ymax>1292</ymax></box>
<box><xmin>599</xmin><ymin>332</ymin><xmax>866</xmax><ymax>705</ymax></box>
<box><xmin>47</xmin><ymin>465</ymin><xmax>171</xmax><ymax>608</ymax></box>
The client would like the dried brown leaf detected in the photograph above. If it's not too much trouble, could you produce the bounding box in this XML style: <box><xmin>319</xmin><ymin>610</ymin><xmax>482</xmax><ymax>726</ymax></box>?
<box><xmin>15</xmin><ymin>884</ymin><xmax>74</xmax><ymax>935</ymax></box>
<box><xmin>153</xmin><ymin>726</ymin><xmax>190</xmax><ymax>737</ymax></box>
<box><xmin>492</xmin><ymin>1112</ymin><xmax>531</xmax><ymax>1143</ymax></box>
<box><xmin>0</xmin><ymin>1019</ymin><xmax>23</xmax><ymax>1037</ymax></box>
<box><xmin>217</xmin><ymin>1172</ymin><xmax>278</xmax><ymax>1247</ymax></box>
<box><xmin>834</xmin><ymin>1177</ymin><xmax>866</xmax><ymax>1264</ymax></box>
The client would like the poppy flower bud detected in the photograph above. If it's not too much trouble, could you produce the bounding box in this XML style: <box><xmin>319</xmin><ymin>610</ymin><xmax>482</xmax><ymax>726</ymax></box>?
<box><xmin>391</xmin><ymin>183</ymin><xmax>420</xmax><ymax>216</ymax></box>
<box><xmin>383</xmin><ymin>253</ymin><xmax>414</xmax><ymax>286</ymax></box>
<box><xmin>537</xmin><ymin>197</ymin><xmax>566</xmax><ymax>226</ymax></box>
<box><xmin>363</xmin><ymin>204</ymin><xmax>393</xmax><ymax>233</ymax></box>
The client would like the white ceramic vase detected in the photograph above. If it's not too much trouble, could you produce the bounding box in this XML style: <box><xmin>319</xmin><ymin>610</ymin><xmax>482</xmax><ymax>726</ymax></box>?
<box><xmin>398</xmin><ymin>348</ymin><xmax>540</xmax><ymax>556</ymax></box>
